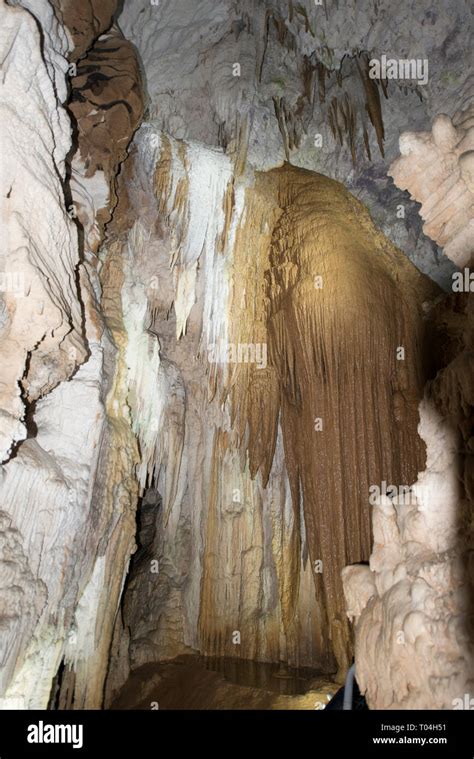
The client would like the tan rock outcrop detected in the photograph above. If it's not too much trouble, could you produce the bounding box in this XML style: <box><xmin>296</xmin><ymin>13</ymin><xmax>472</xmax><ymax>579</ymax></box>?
<box><xmin>69</xmin><ymin>24</ymin><xmax>144</xmax><ymax>259</ymax></box>
<box><xmin>51</xmin><ymin>0</ymin><xmax>118</xmax><ymax>61</ymax></box>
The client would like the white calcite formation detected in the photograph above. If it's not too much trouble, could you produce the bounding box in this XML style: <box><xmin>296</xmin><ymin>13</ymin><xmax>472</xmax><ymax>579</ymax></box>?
<box><xmin>0</xmin><ymin>0</ymin><xmax>86</xmax><ymax>461</ymax></box>
<box><xmin>0</xmin><ymin>0</ymin><xmax>86</xmax><ymax>704</ymax></box>
<box><xmin>343</xmin><ymin>399</ymin><xmax>473</xmax><ymax>709</ymax></box>
<box><xmin>390</xmin><ymin>75</ymin><xmax>474</xmax><ymax>267</ymax></box>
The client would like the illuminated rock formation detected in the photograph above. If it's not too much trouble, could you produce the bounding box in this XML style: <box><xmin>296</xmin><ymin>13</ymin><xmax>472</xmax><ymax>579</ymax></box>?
<box><xmin>103</xmin><ymin>131</ymin><xmax>439</xmax><ymax>698</ymax></box>
<box><xmin>259</xmin><ymin>165</ymin><xmax>438</xmax><ymax>675</ymax></box>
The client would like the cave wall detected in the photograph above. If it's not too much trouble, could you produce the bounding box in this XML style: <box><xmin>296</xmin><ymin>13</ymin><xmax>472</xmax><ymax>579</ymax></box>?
<box><xmin>0</xmin><ymin>0</ymin><xmax>144</xmax><ymax>708</ymax></box>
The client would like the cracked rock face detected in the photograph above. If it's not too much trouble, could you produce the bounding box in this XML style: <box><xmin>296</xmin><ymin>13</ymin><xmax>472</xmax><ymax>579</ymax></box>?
<box><xmin>0</xmin><ymin>0</ymin><xmax>86</xmax><ymax>462</ymax></box>
<box><xmin>0</xmin><ymin>0</ymin><xmax>143</xmax><ymax>709</ymax></box>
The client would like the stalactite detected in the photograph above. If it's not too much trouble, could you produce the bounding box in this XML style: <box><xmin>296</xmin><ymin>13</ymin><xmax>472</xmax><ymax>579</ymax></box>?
<box><xmin>233</xmin><ymin>115</ymin><xmax>251</xmax><ymax>177</ymax></box>
<box><xmin>292</xmin><ymin>3</ymin><xmax>315</xmax><ymax>37</ymax></box>
<box><xmin>218</xmin><ymin>180</ymin><xmax>236</xmax><ymax>254</ymax></box>
<box><xmin>356</xmin><ymin>53</ymin><xmax>385</xmax><ymax>158</ymax></box>
<box><xmin>273</xmin><ymin>97</ymin><xmax>291</xmax><ymax>162</ymax></box>
<box><xmin>301</xmin><ymin>56</ymin><xmax>314</xmax><ymax>104</ymax></box>
<box><xmin>239</xmin><ymin>4</ymin><xmax>388</xmax><ymax>168</ymax></box>
<box><xmin>258</xmin><ymin>11</ymin><xmax>271</xmax><ymax>83</ymax></box>
<box><xmin>152</xmin><ymin>134</ymin><xmax>234</xmax><ymax>339</ymax></box>
<box><xmin>317</xmin><ymin>61</ymin><xmax>327</xmax><ymax>104</ymax></box>
<box><xmin>315</xmin><ymin>52</ymin><xmax>387</xmax><ymax>163</ymax></box>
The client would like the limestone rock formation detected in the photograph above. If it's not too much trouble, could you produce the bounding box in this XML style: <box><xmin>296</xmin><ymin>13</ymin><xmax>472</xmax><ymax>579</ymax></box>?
<box><xmin>0</xmin><ymin>0</ymin><xmax>86</xmax><ymax>462</ymax></box>
<box><xmin>0</xmin><ymin>0</ymin><xmax>143</xmax><ymax>709</ymax></box>
<box><xmin>260</xmin><ymin>164</ymin><xmax>438</xmax><ymax>676</ymax></box>
<box><xmin>389</xmin><ymin>76</ymin><xmax>474</xmax><ymax>268</ymax></box>
<box><xmin>69</xmin><ymin>23</ymin><xmax>144</xmax><ymax>258</ymax></box>
<box><xmin>102</xmin><ymin>127</ymin><xmax>440</xmax><ymax>699</ymax></box>
<box><xmin>343</xmin><ymin>397</ymin><xmax>473</xmax><ymax>708</ymax></box>
<box><xmin>343</xmin><ymin>288</ymin><xmax>474</xmax><ymax>709</ymax></box>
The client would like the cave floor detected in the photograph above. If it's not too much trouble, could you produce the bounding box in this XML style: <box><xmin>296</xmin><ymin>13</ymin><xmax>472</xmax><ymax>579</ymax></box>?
<box><xmin>111</xmin><ymin>655</ymin><xmax>337</xmax><ymax>710</ymax></box>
